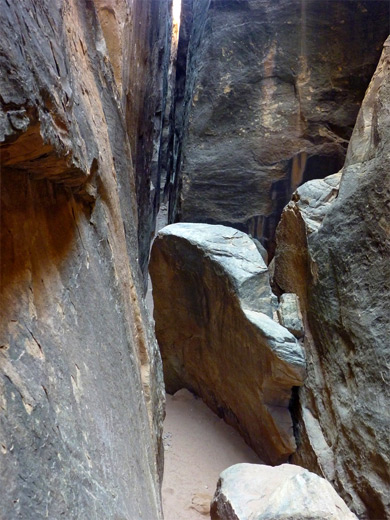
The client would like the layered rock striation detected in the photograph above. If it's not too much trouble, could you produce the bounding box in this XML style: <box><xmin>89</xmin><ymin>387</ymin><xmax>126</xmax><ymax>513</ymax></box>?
<box><xmin>273</xmin><ymin>38</ymin><xmax>390</xmax><ymax>519</ymax></box>
<box><xmin>0</xmin><ymin>1</ymin><xmax>166</xmax><ymax>518</ymax></box>
<box><xmin>165</xmin><ymin>0</ymin><xmax>388</xmax><ymax>254</ymax></box>
<box><xmin>150</xmin><ymin>223</ymin><xmax>305</xmax><ymax>465</ymax></box>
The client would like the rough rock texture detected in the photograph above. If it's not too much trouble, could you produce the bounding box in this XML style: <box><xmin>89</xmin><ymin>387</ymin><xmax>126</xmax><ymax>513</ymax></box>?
<box><xmin>273</xmin><ymin>38</ymin><xmax>390</xmax><ymax>519</ymax></box>
<box><xmin>210</xmin><ymin>463</ymin><xmax>357</xmax><ymax>520</ymax></box>
<box><xmin>166</xmin><ymin>0</ymin><xmax>388</xmax><ymax>254</ymax></box>
<box><xmin>150</xmin><ymin>223</ymin><xmax>305</xmax><ymax>465</ymax></box>
<box><xmin>0</xmin><ymin>1</ymin><xmax>165</xmax><ymax>518</ymax></box>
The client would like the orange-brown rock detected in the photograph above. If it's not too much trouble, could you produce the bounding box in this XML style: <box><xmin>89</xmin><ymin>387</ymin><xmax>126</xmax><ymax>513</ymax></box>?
<box><xmin>94</xmin><ymin>0</ymin><xmax>173</xmax><ymax>279</ymax></box>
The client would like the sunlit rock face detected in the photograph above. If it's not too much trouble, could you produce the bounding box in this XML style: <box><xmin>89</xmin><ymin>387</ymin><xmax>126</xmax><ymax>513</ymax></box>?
<box><xmin>94</xmin><ymin>0</ymin><xmax>173</xmax><ymax>281</ymax></box>
<box><xmin>0</xmin><ymin>1</ymin><xmax>165</xmax><ymax>518</ymax></box>
<box><xmin>150</xmin><ymin>223</ymin><xmax>306</xmax><ymax>465</ymax></box>
<box><xmin>167</xmin><ymin>0</ymin><xmax>388</xmax><ymax>255</ymax></box>
<box><xmin>274</xmin><ymin>39</ymin><xmax>390</xmax><ymax>519</ymax></box>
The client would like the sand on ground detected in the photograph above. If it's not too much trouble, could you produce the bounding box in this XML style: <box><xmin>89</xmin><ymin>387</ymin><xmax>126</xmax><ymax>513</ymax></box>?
<box><xmin>162</xmin><ymin>389</ymin><xmax>263</xmax><ymax>520</ymax></box>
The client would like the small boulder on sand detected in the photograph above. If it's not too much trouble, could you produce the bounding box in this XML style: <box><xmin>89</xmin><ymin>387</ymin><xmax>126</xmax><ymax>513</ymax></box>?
<box><xmin>211</xmin><ymin>463</ymin><xmax>357</xmax><ymax>520</ymax></box>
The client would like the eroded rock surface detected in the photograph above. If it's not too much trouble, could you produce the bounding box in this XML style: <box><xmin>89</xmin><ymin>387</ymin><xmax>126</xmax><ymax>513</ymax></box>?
<box><xmin>274</xmin><ymin>38</ymin><xmax>390</xmax><ymax>519</ymax></box>
<box><xmin>211</xmin><ymin>463</ymin><xmax>357</xmax><ymax>520</ymax></box>
<box><xmin>150</xmin><ymin>223</ymin><xmax>305</xmax><ymax>465</ymax></box>
<box><xmin>0</xmin><ymin>1</ymin><xmax>165</xmax><ymax>518</ymax></box>
<box><xmin>166</xmin><ymin>0</ymin><xmax>388</xmax><ymax>253</ymax></box>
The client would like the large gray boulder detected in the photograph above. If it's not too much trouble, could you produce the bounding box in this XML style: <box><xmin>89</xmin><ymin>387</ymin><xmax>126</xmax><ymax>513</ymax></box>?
<box><xmin>150</xmin><ymin>223</ymin><xmax>305</xmax><ymax>464</ymax></box>
<box><xmin>211</xmin><ymin>463</ymin><xmax>357</xmax><ymax>520</ymax></box>
<box><xmin>273</xmin><ymin>38</ymin><xmax>390</xmax><ymax>518</ymax></box>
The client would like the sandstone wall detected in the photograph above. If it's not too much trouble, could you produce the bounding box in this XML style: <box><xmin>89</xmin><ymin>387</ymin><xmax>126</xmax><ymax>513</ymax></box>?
<box><xmin>94</xmin><ymin>0</ymin><xmax>173</xmax><ymax>282</ymax></box>
<box><xmin>274</xmin><ymin>39</ymin><xmax>390</xmax><ymax>519</ymax></box>
<box><xmin>0</xmin><ymin>1</ymin><xmax>165</xmax><ymax>518</ymax></box>
<box><xmin>166</xmin><ymin>0</ymin><xmax>388</xmax><ymax>255</ymax></box>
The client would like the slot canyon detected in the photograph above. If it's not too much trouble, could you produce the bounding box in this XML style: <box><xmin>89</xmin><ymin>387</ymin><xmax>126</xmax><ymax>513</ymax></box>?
<box><xmin>0</xmin><ymin>1</ymin><xmax>389</xmax><ymax>519</ymax></box>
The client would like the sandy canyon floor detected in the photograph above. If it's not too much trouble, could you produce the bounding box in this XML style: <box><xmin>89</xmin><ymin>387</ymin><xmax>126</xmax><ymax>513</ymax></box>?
<box><xmin>162</xmin><ymin>389</ymin><xmax>262</xmax><ymax>520</ymax></box>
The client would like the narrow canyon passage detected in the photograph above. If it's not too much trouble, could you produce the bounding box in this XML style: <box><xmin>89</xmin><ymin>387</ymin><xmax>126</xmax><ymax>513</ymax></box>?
<box><xmin>1</xmin><ymin>1</ymin><xmax>390</xmax><ymax>519</ymax></box>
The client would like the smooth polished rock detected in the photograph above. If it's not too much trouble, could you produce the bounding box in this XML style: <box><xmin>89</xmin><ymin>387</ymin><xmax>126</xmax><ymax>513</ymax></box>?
<box><xmin>165</xmin><ymin>0</ymin><xmax>388</xmax><ymax>253</ymax></box>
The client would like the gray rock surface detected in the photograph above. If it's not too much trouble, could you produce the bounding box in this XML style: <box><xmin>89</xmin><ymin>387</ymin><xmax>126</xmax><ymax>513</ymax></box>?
<box><xmin>165</xmin><ymin>0</ymin><xmax>388</xmax><ymax>254</ymax></box>
<box><xmin>0</xmin><ymin>1</ymin><xmax>165</xmax><ymax>518</ymax></box>
<box><xmin>157</xmin><ymin>223</ymin><xmax>274</xmax><ymax>315</ymax></box>
<box><xmin>211</xmin><ymin>463</ymin><xmax>357</xmax><ymax>520</ymax></box>
<box><xmin>274</xmin><ymin>38</ymin><xmax>390</xmax><ymax>519</ymax></box>
<box><xmin>150</xmin><ymin>223</ymin><xmax>305</xmax><ymax>464</ymax></box>
<box><xmin>251</xmin><ymin>238</ymin><xmax>268</xmax><ymax>265</ymax></box>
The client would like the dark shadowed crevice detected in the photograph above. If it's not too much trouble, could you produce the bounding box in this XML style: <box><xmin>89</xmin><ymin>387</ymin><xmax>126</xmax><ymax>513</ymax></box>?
<box><xmin>261</xmin><ymin>150</ymin><xmax>345</xmax><ymax>258</ymax></box>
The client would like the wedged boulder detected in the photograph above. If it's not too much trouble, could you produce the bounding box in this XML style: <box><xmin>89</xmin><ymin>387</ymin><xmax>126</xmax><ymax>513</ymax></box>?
<box><xmin>273</xmin><ymin>38</ymin><xmax>390</xmax><ymax>518</ymax></box>
<box><xmin>210</xmin><ymin>463</ymin><xmax>357</xmax><ymax>520</ymax></box>
<box><xmin>150</xmin><ymin>223</ymin><xmax>306</xmax><ymax>464</ymax></box>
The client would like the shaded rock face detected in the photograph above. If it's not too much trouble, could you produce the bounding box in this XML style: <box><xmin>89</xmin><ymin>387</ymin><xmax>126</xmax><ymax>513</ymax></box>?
<box><xmin>150</xmin><ymin>223</ymin><xmax>305</xmax><ymax>465</ymax></box>
<box><xmin>166</xmin><ymin>0</ymin><xmax>388</xmax><ymax>254</ymax></box>
<box><xmin>163</xmin><ymin>0</ymin><xmax>212</xmax><ymax>222</ymax></box>
<box><xmin>0</xmin><ymin>1</ymin><xmax>165</xmax><ymax>518</ymax></box>
<box><xmin>273</xmin><ymin>39</ymin><xmax>390</xmax><ymax>519</ymax></box>
<box><xmin>211</xmin><ymin>463</ymin><xmax>357</xmax><ymax>520</ymax></box>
